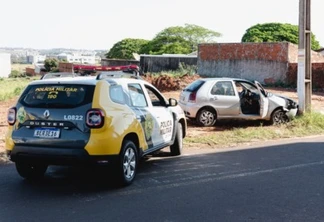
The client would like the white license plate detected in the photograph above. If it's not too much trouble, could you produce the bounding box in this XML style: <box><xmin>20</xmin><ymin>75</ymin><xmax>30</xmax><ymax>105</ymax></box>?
<box><xmin>34</xmin><ymin>128</ymin><xmax>60</xmax><ymax>138</ymax></box>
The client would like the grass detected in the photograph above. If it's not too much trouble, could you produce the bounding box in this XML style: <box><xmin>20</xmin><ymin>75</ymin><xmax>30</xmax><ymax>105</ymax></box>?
<box><xmin>184</xmin><ymin>112</ymin><xmax>324</xmax><ymax>148</ymax></box>
<box><xmin>0</xmin><ymin>77</ymin><xmax>34</xmax><ymax>101</ymax></box>
<box><xmin>11</xmin><ymin>64</ymin><xmax>33</xmax><ymax>73</ymax></box>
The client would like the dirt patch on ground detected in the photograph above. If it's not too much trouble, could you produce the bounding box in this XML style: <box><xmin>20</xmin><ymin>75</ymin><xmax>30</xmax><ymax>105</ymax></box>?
<box><xmin>1</xmin><ymin>75</ymin><xmax>324</xmax><ymax>162</ymax></box>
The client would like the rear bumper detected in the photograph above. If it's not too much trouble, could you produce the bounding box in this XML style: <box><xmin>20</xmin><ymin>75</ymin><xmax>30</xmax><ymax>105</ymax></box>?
<box><xmin>178</xmin><ymin>102</ymin><xmax>200</xmax><ymax>118</ymax></box>
<box><xmin>7</xmin><ymin>146</ymin><xmax>119</xmax><ymax>166</ymax></box>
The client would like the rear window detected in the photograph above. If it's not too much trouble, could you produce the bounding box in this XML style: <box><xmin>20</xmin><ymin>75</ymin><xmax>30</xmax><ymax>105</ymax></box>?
<box><xmin>19</xmin><ymin>84</ymin><xmax>95</xmax><ymax>108</ymax></box>
<box><xmin>183</xmin><ymin>79</ymin><xmax>205</xmax><ymax>92</ymax></box>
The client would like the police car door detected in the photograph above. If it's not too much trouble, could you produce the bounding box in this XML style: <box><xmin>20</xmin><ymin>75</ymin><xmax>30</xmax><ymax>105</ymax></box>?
<box><xmin>143</xmin><ymin>84</ymin><xmax>174</xmax><ymax>147</ymax></box>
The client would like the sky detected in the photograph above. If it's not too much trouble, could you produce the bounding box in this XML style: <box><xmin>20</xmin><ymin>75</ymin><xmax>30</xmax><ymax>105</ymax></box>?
<box><xmin>1</xmin><ymin>0</ymin><xmax>323</xmax><ymax>51</ymax></box>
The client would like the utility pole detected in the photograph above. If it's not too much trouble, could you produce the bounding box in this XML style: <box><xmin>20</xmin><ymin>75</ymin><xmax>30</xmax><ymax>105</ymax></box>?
<box><xmin>298</xmin><ymin>0</ymin><xmax>312</xmax><ymax>114</ymax></box>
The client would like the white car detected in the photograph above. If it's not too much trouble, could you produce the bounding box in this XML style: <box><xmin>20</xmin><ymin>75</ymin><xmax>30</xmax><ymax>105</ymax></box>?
<box><xmin>179</xmin><ymin>78</ymin><xmax>298</xmax><ymax>126</ymax></box>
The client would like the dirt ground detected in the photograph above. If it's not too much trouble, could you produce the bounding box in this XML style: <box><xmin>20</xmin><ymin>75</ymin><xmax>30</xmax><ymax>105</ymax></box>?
<box><xmin>1</xmin><ymin>79</ymin><xmax>324</xmax><ymax>161</ymax></box>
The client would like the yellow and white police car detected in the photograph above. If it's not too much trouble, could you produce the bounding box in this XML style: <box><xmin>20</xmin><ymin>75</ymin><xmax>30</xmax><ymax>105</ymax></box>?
<box><xmin>5</xmin><ymin>68</ymin><xmax>187</xmax><ymax>186</ymax></box>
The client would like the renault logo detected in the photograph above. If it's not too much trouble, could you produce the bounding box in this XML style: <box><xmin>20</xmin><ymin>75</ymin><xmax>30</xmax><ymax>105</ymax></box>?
<box><xmin>43</xmin><ymin>110</ymin><xmax>50</xmax><ymax>119</ymax></box>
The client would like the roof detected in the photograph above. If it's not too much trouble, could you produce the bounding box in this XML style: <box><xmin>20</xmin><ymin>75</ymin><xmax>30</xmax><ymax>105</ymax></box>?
<box><xmin>30</xmin><ymin>74</ymin><xmax>147</xmax><ymax>86</ymax></box>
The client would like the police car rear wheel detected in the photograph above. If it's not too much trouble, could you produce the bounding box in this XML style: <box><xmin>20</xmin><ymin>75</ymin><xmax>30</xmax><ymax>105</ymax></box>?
<box><xmin>116</xmin><ymin>140</ymin><xmax>138</xmax><ymax>186</ymax></box>
<box><xmin>15</xmin><ymin>162</ymin><xmax>48</xmax><ymax>180</ymax></box>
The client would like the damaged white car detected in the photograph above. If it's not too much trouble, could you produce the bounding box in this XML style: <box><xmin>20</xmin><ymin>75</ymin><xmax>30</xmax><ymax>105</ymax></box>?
<box><xmin>179</xmin><ymin>78</ymin><xmax>298</xmax><ymax>126</ymax></box>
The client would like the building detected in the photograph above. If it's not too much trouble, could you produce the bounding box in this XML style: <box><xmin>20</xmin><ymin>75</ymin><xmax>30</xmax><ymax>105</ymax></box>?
<box><xmin>27</xmin><ymin>54</ymin><xmax>46</xmax><ymax>64</ymax></box>
<box><xmin>57</xmin><ymin>53</ymin><xmax>96</xmax><ymax>64</ymax></box>
<box><xmin>0</xmin><ymin>53</ymin><xmax>11</xmax><ymax>77</ymax></box>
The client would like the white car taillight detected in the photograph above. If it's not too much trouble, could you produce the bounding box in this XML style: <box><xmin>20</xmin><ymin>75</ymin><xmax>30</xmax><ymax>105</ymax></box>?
<box><xmin>188</xmin><ymin>92</ymin><xmax>197</xmax><ymax>103</ymax></box>
<box><xmin>7</xmin><ymin>107</ymin><xmax>16</xmax><ymax>125</ymax></box>
<box><xmin>86</xmin><ymin>109</ymin><xmax>105</xmax><ymax>128</ymax></box>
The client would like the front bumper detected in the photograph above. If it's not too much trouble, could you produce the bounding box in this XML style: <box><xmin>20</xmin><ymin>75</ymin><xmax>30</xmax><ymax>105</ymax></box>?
<box><xmin>286</xmin><ymin>108</ymin><xmax>298</xmax><ymax>119</ymax></box>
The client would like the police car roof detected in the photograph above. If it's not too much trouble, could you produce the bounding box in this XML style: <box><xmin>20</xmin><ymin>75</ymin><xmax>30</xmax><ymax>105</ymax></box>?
<box><xmin>29</xmin><ymin>75</ymin><xmax>147</xmax><ymax>86</ymax></box>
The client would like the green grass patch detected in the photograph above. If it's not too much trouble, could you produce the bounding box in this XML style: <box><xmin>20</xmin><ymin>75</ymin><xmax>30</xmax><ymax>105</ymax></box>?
<box><xmin>184</xmin><ymin>112</ymin><xmax>324</xmax><ymax>147</ymax></box>
<box><xmin>0</xmin><ymin>78</ymin><xmax>34</xmax><ymax>102</ymax></box>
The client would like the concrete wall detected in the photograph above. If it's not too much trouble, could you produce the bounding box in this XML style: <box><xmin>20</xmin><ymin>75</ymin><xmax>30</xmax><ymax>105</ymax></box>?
<box><xmin>198</xmin><ymin>59</ymin><xmax>288</xmax><ymax>84</ymax></box>
<box><xmin>140</xmin><ymin>55</ymin><xmax>197</xmax><ymax>73</ymax></box>
<box><xmin>0</xmin><ymin>53</ymin><xmax>11</xmax><ymax>77</ymax></box>
<box><xmin>101</xmin><ymin>59</ymin><xmax>140</xmax><ymax>67</ymax></box>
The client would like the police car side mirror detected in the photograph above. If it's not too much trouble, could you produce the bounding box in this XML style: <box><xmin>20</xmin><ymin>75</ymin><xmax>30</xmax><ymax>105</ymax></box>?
<box><xmin>168</xmin><ymin>98</ymin><xmax>178</xmax><ymax>107</ymax></box>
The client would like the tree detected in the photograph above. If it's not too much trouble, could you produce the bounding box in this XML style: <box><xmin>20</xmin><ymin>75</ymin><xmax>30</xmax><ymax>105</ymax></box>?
<box><xmin>241</xmin><ymin>23</ymin><xmax>321</xmax><ymax>50</ymax></box>
<box><xmin>106</xmin><ymin>38</ymin><xmax>149</xmax><ymax>59</ymax></box>
<box><xmin>139</xmin><ymin>35</ymin><xmax>193</xmax><ymax>55</ymax></box>
<box><xmin>44</xmin><ymin>58</ymin><xmax>58</xmax><ymax>72</ymax></box>
<box><xmin>140</xmin><ymin>24</ymin><xmax>222</xmax><ymax>54</ymax></box>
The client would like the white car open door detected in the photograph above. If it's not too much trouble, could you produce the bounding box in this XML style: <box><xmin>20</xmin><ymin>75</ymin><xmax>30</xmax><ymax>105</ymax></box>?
<box><xmin>255</xmin><ymin>81</ymin><xmax>269</xmax><ymax>118</ymax></box>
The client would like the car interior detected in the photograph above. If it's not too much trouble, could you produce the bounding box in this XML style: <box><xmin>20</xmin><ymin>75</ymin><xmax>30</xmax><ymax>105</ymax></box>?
<box><xmin>235</xmin><ymin>82</ymin><xmax>260</xmax><ymax>115</ymax></box>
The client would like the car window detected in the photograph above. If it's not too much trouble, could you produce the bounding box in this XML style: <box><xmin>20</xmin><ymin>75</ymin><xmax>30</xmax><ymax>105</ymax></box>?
<box><xmin>183</xmin><ymin>79</ymin><xmax>205</xmax><ymax>92</ymax></box>
<box><xmin>239</xmin><ymin>82</ymin><xmax>258</xmax><ymax>93</ymax></box>
<box><xmin>128</xmin><ymin>83</ymin><xmax>147</xmax><ymax>107</ymax></box>
<box><xmin>110</xmin><ymin>85</ymin><xmax>125</xmax><ymax>104</ymax></box>
<box><xmin>144</xmin><ymin>84</ymin><xmax>167</xmax><ymax>107</ymax></box>
<box><xmin>211</xmin><ymin>81</ymin><xmax>235</xmax><ymax>96</ymax></box>
<box><xmin>255</xmin><ymin>81</ymin><xmax>267</xmax><ymax>97</ymax></box>
<box><xmin>19</xmin><ymin>84</ymin><xmax>95</xmax><ymax>108</ymax></box>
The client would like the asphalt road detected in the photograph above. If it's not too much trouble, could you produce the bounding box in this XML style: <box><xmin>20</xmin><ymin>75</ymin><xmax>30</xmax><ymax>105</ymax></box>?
<box><xmin>0</xmin><ymin>136</ymin><xmax>324</xmax><ymax>222</ymax></box>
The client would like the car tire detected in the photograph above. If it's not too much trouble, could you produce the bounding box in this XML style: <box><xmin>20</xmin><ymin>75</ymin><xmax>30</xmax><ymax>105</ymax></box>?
<box><xmin>115</xmin><ymin>140</ymin><xmax>138</xmax><ymax>186</ymax></box>
<box><xmin>196</xmin><ymin>108</ymin><xmax>216</xmax><ymax>127</ymax></box>
<box><xmin>170</xmin><ymin>122</ymin><xmax>183</xmax><ymax>156</ymax></box>
<box><xmin>15</xmin><ymin>162</ymin><xmax>48</xmax><ymax>180</ymax></box>
<box><xmin>270</xmin><ymin>109</ymin><xmax>289</xmax><ymax>125</ymax></box>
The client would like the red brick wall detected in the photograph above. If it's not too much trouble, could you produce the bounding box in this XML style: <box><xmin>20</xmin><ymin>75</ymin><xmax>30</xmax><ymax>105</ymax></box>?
<box><xmin>286</xmin><ymin>63</ymin><xmax>324</xmax><ymax>88</ymax></box>
<box><xmin>25</xmin><ymin>67</ymin><xmax>35</xmax><ymax>76</ymax></box>
<box><xmin>199</xmin><ymin>42</ymin><xmax>289</xmax><ymax>62</ymax></box>
<box><xmin>59</xmin><ymin>62</ymin><xmax>73</xmax><ymax>72</ymax></box>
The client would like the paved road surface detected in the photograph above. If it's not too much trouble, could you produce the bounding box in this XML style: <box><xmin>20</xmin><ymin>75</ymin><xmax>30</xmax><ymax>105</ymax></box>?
<box><xmin>0</xmin><ymin>136</ymin><xmax>324</xmax><ymax>222</ymax></box>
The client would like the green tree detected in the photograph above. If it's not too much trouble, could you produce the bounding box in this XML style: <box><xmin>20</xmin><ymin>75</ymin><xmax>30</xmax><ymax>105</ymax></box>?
<box><xmin>241</xmin><ymin>23</ymin><xmax>321</xmax><ymax>50</ymax></box>
<box><xmin>44</xmin><ymin>58</ymin><xmax>59</xmax><ymax>72</ymax></box>
<box><xmin>106</xmin><ymin>38</ymin><xmax>149</xmax><ymax>59</ymax></box>
<box><xmin>140</xmin><ymin>35</ymin><xmax>192</xmax><ymax>55</ymax></box>
<box><xmin>140</xmin><ymin>24</ymin><xmax>222</xmax><ymax>54</ymax></box>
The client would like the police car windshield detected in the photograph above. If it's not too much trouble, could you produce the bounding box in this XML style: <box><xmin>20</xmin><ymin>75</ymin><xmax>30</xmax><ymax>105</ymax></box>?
<box><xmin>19</xmin><ymin>84</ymin><xmax>95</xmax><ymax>108</ymax></box>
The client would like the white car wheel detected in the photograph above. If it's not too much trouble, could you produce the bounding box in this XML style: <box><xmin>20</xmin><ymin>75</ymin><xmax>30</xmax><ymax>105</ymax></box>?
<box><xmin>197</xmin><ymin>109</ymin><xmax>216</xmax><ymax>126</ymax></box>
<box><xmin>271</xmin><ymin>109</ymin><xmax>289</xmax><ymax>125</ymax></box>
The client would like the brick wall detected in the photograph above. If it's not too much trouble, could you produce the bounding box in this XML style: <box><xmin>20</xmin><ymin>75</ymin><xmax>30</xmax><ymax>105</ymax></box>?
<box><xmin>198</xmin><ymin>42</ymin><xmax>324</xmax><ymax>86</ymax></box>
<box><xmin>199</xmin><ymin>42</ymin><xmax>290</xmax><ymax>62</ymax></box>
<box><xmin>286</xmin><ymin>63</ymin><xmax>324</xmax><ymax>88</ymax></box>
<box><xmin>59</xmin><ymin>62</ymin><xmax>73</xmax><ymax>72</ymax></box>
<box><xmin>25</xmin><ymin>67</ymin><xmax>35</xmax><ymax>76</ymax></box>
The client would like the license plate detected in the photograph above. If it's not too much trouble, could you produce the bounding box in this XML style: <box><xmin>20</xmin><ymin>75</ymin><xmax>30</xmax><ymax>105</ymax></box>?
<box><xmin>34</xmin><ymin>128</ymin><xmax>60</xmax><ymax>138</ymax></box>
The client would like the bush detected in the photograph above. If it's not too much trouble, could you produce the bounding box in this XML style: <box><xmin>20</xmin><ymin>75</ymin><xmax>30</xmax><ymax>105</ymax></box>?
<box><xmin>9</xmin><ymin>70</ymin><xmax>26</xmax><ymax>78</ymax></box>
